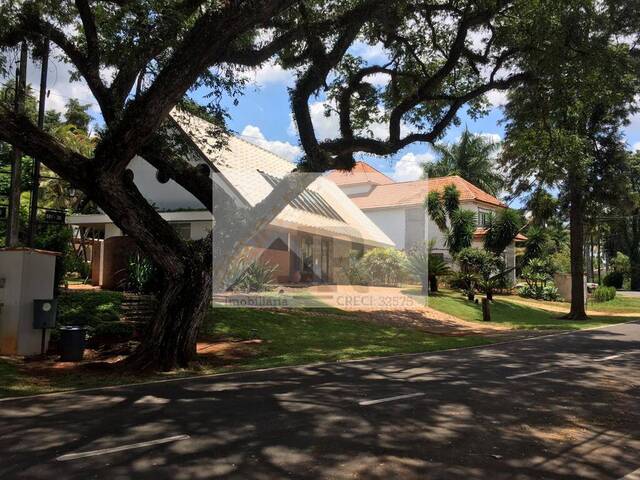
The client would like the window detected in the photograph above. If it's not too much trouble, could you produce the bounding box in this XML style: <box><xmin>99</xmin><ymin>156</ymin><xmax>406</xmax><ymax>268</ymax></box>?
<box><xmin>301</xmin><ymin>236</ymin><xmax>314</xmax><ymax>274</ymax></box>
<box><xmin>478</xmin><ymin>211</ymin><xmax>493</xmax><ymax>227</ymax></box>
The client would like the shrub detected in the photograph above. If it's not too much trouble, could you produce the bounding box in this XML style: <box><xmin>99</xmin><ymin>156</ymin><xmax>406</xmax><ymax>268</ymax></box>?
<box><xmin>521</xmin><ymin>258</ymin><xmax>553</xmax><ymax>292</ymax></box>
<box><xmin>612</xmin><ymin>252</ymin><xmax>630</xmax><ymax>275</ymax></box>
<box><xmin>120</xmin><ymin>252</ymin><xmax>158</xmax><ymax>293</ymax></box>
<box><xmin>592</xmin><ymin>285</ymin><xmax>616</xmax><ymax>303</ymax></box>
<box><xmin>233</xmin><ymin>260</ymin><xmax>277</xmax><ymax>292</ymax></box>
<box><xmin>542</xmin><ymin>285</ymin><xmax>561</xmax><ymax>301</ymax></box>
<box><xmin>342</xmin><ymin>250</ymin><xmax>368</xmax><ymax>285</ymax></box>
<box><xmin>549</xmin><ymin>247</ymin><xmax>571</xmax><ymax>274</ymax></box>
<box><xmin>406</xmin><ymin>240</ymin><xmax>451</xmax><ymax>293</ymax></box>
<box><xmin>602</xmin><ymin>271</ymin><xmax>624</xmax><ymax>289</ymax></box>
<box><xmin>89</xmin><ymin>321</ymin><xmax>136</xmax><ymax>347</ymax></box>
<box><xmin>518</xmin><ymin>284</ymin><xmax>560</xmax><ymax>301</ymax></box>
<box><xmin>34</xmin><ymin>224</ymin><xmax>73</xmax><ymax>294</ymax></box>
<box><xmin>359</xmin><ymin>248</ymin><xmax>408</xmax><ymax>286</ymax></box>
<box><xmin>57</xmin><ymin>291</ymin><xmax>123</xmax><ymax>327</ymax></box>
<box><xmin>456</xmin><ymin>247</ymin><xmax>502</xmax><ymax>300</ymax></box>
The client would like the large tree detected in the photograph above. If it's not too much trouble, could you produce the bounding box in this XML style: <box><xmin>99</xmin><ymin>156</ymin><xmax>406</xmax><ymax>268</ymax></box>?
<box><xmin>0</xmin><ymin>0</ymin><xmax>528</xmax><ymax>370</ymax></box>
<box><xmin>499</xmin><ymin>0</ymin><xmax>640</xmax><ymax>319</ymax></box>
<box><xmin>423</xmin><ymin>126</ymin><xmax>503</xmax><ymax>196</ymax></box>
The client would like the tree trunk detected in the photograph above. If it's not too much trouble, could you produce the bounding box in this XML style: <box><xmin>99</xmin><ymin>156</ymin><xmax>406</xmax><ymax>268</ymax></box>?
<box><xmin>566</xmin><ymin>179</ymin><xmax>587</xmax><ymax>320</ymax></box>
<box><xmin>630</xmin><ymin>250</ymin><xmax>640</xmax><ymax>291</ymax></box>
<box><xmin>429</xmin><ymin>275</ymin><xmax>438</xmax><ymax>293</ymax></box>
<box><xmin>597</xmin><ymin>229</ymin><xmax>602</xmax><ymax>284</ymax></box>
<box><xmin>125</xmin><ymin>255</ymin><xmax>212</xmax><ymax>371</ymax></box>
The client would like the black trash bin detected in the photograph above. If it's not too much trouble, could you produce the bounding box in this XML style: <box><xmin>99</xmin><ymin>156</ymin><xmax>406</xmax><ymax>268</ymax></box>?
<box><xmin>59</xmin><ymin>326</ymin><xmax>87</xmax><ymax>361</ymax></box>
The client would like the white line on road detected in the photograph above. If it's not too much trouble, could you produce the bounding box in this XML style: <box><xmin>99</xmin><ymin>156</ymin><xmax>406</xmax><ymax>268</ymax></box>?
<box><xmin>596</xmin><ymin>353</ymin><xmax>626</xmax><ymax>362</ymax></box>
<box><xmin>506</xmin><ymin>369</ymin><xmax>551</xmax><ymax>380</ymax></box>
<box><xmin>358</xmin><ymin>392</ymin><xmax>425</xmax><ymax>406</ymax></box>
<box><xmin>56</xmin><ymin>434</ymin><xmax>190</xmax><ymax>462</ymax></box>
<box><xmin>618</xmin><ymin>466</ymin><xmax>640</xmax><ymax>479</ymax></box>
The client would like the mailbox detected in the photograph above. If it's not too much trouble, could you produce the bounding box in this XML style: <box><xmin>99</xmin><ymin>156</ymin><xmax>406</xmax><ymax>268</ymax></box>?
<box><xmin>33</xmin><ymin>299</ymin><xmax>58</xmax><ymax>329</ymax></box>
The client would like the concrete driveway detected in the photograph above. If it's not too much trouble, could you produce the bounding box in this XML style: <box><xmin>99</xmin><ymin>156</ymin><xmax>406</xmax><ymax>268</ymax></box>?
<box><xmin>1</xmin><ymin>321</ymin><xmax>639</xmax><ymax>479</ymax></box>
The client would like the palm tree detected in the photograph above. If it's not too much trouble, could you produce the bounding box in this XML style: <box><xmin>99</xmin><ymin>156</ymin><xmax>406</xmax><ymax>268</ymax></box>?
<box><xmin>422</xmin><ymin>126</ymin><xmax>504</xmax><ymax>196</ymax></box>
<box><xmin>425</xmin><ymin>185</ymin><xmax>477</xmax><ymax>256</ymax></box>
<box><xmin>484</xmin><ymin>208</ymin><xmax>524</xmax><ymax>255</ymax></box>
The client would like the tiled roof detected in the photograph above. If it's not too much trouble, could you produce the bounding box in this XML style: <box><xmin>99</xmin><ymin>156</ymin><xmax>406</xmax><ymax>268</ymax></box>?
<box><xmin>474</xmin><ymin>228</ymin><xmax>528</xmax><ymax>242</ymax></box>
<box><xmin>170</xmin><ymin>110</ymin><xmax>394</xmax><ymax>247</ymax></box>
<box><xmin>326</xmin><ymin>161</ymin><xmax>395</xmax><ymax>186</ymax></box>
<box><xmin>348</xmin><ymin>175</ymin><xmax>506</xmax><ymax>210</ymax></box>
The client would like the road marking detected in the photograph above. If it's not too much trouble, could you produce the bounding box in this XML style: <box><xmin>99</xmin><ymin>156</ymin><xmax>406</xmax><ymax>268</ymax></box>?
<box><xmin>56</xmin><ymin>434</ymin><xmax>190</xmax><ymax>461</ymax></box>
<box><xmin>596</xmin><ymin>353</ymin><xmax>627</xmax><ymax>362</ymax></box>
<box><xmin>506</xmin><ymin>369</ymin><xmax>551</xmax><ymax>380</ymax></box>
<box><xmin>358</xmin><ymin>392</ymin><xmax>425</xmax><ymax>406</ymax></box>
<box><xmin>619</xmin><ymin>466</ymin><xmax>640</xmax><ymax>479</ymax></box>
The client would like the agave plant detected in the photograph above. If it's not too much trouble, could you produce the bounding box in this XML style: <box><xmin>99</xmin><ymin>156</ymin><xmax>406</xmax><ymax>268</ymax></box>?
<box><xmin>407</xmin><ymin>240</ymin><xmax>451</xmax><ymax>294</ymax></box>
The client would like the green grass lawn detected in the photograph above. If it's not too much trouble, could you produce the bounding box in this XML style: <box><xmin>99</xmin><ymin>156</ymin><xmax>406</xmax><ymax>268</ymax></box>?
<box><xmin>202</xmin><ymin>307</ymin><xmax>492</xmax><ymax>370</ymax></box>
<box><xmin>0</xmin><ymin>294</ymin><xmax>492</xmax><ymax>398</ymax></box>
<box><xmin>587</xmin><ymin>295</ymin><xmax>640</xmax><ymax>314</ymax></box>
<box><xmin>414</xmin><ymin>289</ymin><xmax>634</xmax><ymax>330</ymax></box>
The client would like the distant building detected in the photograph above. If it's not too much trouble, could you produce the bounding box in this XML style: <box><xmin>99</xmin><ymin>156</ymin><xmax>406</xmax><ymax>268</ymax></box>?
<box><xmin>67</xmin><ymin>113</ymin><xmax>393</xmax><ymax>289</ymax></box>
<box><xmin>327</xmin><ymin>161</ymin><xmax>525</xmax><ymax>280</ymax></box>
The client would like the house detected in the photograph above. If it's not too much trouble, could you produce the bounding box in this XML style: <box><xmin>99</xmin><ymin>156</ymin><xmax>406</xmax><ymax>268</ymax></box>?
<box><xmin>327</xmin><ymin>161</ymin><xmax>525</xmax><ymax>280</ymax></box>
<box><xmin>67</xmin><ymin>113</ymin><xmax>393</xmax><ymax>289</ymax></box>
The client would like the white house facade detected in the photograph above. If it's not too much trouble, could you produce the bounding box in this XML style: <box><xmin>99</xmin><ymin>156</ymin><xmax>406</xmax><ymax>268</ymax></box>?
<box><xmin>327</xmin><ymin>162</ymin><xmax>525</xmax><ymax>281</ymax></box>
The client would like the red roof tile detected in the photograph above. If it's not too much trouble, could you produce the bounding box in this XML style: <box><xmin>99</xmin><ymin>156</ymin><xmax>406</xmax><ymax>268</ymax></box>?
<box><xmin>348</xmin><ymin>175</ymin><xmax>506</xmax><ymax>210</ymax></box>
<box><xmin>326</xmin><ymin>161</ymin><xmax>395</xmax><ymax>186</ymax></box>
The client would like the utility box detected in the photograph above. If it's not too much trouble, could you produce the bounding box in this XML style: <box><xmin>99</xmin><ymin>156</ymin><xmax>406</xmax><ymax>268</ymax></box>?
<box><xmin>33</xmin><ymin>299</ymin><xmax>58</xmax><ymax>329</ymax></box>
<box><xmin>0</xmin><ymin>248</ymin><xmax>58</xmax><ymax>355</ymax></box>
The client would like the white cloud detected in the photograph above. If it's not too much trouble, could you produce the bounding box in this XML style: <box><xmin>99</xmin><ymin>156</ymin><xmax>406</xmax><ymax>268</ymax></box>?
<box><xmin>21</xmin><ymin>50</ymin><xmax>99</xmax><ymax>124</ymax></box>
<box><xmin>350</xmin><ymin>41</ymin><xmax>389</xmax><ymax>63</ymax></box>
<box><xmin>240</xmin><ymin>125</ymin><xmax>301</xmax><ymax>161</ymax></box>
<box><xmin>246</xmin><ymin>60</ymin><xmax>295</xmax><ymax>87</ymax></box>
<box><xmin>485</xmin><ymin>89</ymin><xmax>508</xmax><ymax>107</ymax></box>
<box><xmin>393</xmin><ymin>152</ymin><xmax>433</xmax><ymax>181</ymax></box>
<box><xmin>480</xmin><ymin>132</ymin><xmax>501</xmax><ymax>144</ymax></box>
<box><xmin>289</xmin><ymin>100</ymin><xmax>413</xmax><ymax>142</ymax></box>
<box><xmin>633</xmin><ymin>141</ymin><xmax>640</xmax><ymax>152</ymax></box>
<box><xmin>288</xmin><ymin>101</ymin><xmax>340</xmax><ymax>140</ymax></box>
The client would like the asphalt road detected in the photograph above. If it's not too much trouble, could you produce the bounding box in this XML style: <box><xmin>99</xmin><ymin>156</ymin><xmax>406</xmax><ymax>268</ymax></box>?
<box><xmin>1</xmin><ymin>321</ymin><xmax>640</xmax><ymax>480</ymax></box>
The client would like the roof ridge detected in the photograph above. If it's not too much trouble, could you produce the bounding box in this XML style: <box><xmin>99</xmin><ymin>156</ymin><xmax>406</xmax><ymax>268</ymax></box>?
<box><xmin>172</xmin><ymin>108</ymin><xmax>296</xmax><ymax>166</ymax></box>
<box><xmin>355</xmin><ymin>161</ymin><xmax>394</xmax><ymax>183</ymax></box>
<box><xmin>234</xmin><ymin>133</ymin><xmax>296</xmax><ymax>166</ymax></box>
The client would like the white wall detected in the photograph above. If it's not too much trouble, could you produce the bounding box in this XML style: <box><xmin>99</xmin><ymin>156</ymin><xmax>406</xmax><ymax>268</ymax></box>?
<box><xmin>128</xmin><ymin>156</ymin><xmax>206</xmax><ymax>211</ymax></box>
<box><xmin>340</xmin><ymin>183</ymin><xmax>373</xmax><ymax>196</ymax></box>
<box><xmin>364</xmin><ymin>209</ymin><xmax>406</xmax><ymax>249</ymax></box>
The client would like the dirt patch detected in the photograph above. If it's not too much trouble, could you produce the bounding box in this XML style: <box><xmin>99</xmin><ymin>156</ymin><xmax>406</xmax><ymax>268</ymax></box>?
<box><xmin>302</xmin><ymin>285</ymin><xmax>528</xmax><ymax>338</ymax></box>
<box><xmin>197</xmin><ymin>339</ymin><xmax>263</xmax><ymax>362</ymax></box>
<box><xmin>352</xmin><ymin>308</ymin><xmax>519</xmax><ymax>337</ymax></box>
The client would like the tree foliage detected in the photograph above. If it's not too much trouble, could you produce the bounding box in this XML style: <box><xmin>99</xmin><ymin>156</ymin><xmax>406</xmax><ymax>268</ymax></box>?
<box><xmin>0</xmin><ymin>0</ymin><xmax>540</xmax><ymax>369</ymax></box>
<box><xmin>423</xmin><ymin>126</ymin><xmax>503</xmax><ymax>195</ymax></box>
<box><xmin>499</xmin><ymin>0</ymin><xmax>640</xmax><ymax>318</ymax></box>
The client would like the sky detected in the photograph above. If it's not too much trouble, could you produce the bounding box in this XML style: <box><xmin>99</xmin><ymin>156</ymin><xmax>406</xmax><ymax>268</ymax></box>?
<box><xmin>8</xmin><ymin>43</ymin><xmax>640</xmax><ymax>201</ymax></box>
